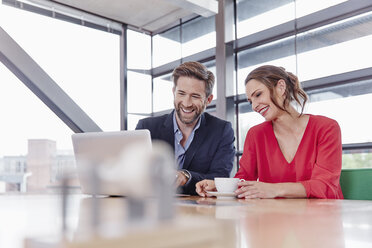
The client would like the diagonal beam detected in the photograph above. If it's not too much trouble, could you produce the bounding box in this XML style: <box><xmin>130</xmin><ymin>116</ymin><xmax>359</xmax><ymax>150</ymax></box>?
<box><xmin>164</xmin><ymin>0</ymin><xmax>218</xmax><ymax>17</ymax></box>
<box><xmin>0</xmin><ymin>26</ymin><xmax>102</xmax><ymax>133</ymax></box>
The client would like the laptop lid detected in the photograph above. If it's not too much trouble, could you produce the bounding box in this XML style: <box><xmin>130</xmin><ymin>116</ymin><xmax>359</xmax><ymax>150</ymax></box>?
<box><xmin>72</xmin><ymin>129</ymin><xmax>152</xmax><ymax>195</ymax></box>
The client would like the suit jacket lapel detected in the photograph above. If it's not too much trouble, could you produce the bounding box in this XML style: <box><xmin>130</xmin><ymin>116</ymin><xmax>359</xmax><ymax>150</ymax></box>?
<box><xmin>183</xmin><ymin>114</ymin><xmax>208</xmax><ymax>170</ymax></box>
<box><xmin>159</xmin><ymin>110</ymin><xmax>175</xmax><ymax>151</ymax></box>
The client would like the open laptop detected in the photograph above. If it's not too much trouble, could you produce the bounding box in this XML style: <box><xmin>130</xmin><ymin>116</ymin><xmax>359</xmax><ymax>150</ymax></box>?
<box><xmin>72</xmin><ymin>129</ymin><xmax>152</xmax><ymax>196</ymax></box>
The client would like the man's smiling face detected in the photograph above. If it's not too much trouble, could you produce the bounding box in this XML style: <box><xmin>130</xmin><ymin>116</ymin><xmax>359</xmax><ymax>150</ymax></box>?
<box><xmin>173</xmin><ymin>76</ymin><xmax>212</xmax><ymax>126</ymax></box>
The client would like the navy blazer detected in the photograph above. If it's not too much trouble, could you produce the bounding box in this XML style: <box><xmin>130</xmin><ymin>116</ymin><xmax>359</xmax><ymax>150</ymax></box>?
<box><xmin>136</xmin><ymin>110</ymin><xmax>235</xmax><ymax>195</ymax></box>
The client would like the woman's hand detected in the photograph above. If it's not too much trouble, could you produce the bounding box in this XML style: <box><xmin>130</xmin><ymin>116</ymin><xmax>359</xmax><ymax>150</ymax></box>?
<box><xmin>235</xmin><ymin>180</ymin><xmax>278</xmax><ymax>199</ymax></box>
<box><xmin>196</xmin><ymin>179</ymin><xmax>216</xmax><ymax>197</ymax></box>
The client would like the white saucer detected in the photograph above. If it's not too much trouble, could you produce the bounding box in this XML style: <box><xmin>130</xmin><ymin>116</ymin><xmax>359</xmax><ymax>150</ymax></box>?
<box><xmin>206</xmin><ymin>191</ymin><xmax>236</xmax><ymax>199</ymax></box>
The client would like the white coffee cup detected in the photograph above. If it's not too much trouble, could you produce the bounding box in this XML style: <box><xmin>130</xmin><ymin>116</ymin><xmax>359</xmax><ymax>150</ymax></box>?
<box><xmin>214</xmin><ymin>177</ymin><xmax>240</xmax><ymax>193</ymax></box>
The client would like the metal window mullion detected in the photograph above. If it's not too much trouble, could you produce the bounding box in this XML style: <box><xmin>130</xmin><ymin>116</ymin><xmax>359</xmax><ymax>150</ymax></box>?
<box><xmin>120</xmin><ymin>24</ymin><xmax>128</xmax><ymax>130</ymax></box>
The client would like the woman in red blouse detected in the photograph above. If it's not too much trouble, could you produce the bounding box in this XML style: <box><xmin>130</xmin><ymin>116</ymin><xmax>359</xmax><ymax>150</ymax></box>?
<box><xmin>196</xmin><ymin>65</ymin><xmax>343</xmax><ymax>199</ymax></box>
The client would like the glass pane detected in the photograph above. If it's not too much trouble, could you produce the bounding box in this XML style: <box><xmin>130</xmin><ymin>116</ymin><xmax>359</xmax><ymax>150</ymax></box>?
<box><xmin>343</xmin><ymin>150</ymin><xmax>372</xmax><ymax>169</ymax></box>
<box><xmin>296</xmin><ymin>0</ymin><xmax>347</xmax><ymax>18</ymax></box>
<box><xmin>237</xmin><ymin>37</ymin><xmax>297</xmax><ymax>95</ymax></box>
<box><xmin>238</xmin><ymin>102</ymin><xmax>264</xmax><ymax>150</ymax></box>
<box><xmin>306</xmin><ymin>79</ymin><xmax>372</xmax><ymax>144</ymax></box>
<box><xmin>0</xmin><ymin>5</ymin><xmax>120</xmax><ymax>131</ymax></box>
<box><xmin>127</xmin><ymin>114</ymin><xmax>150</xmax><ymax>131</ymax></box>
<box><xmin>127</xmin><ymin>71</ymin><xmax>152</xmax><ymax>114</ymax></box>
<box><xmin>236</xmin><ymin>0</ymin><xmax>295</xmax><ymax>39</ymax></box>
<box><xmin>297</xmin><ymin>11</ymin><xmax>372</xmax><ymax>81</ymax></box>
<box><xmin>153</xmin><ymin>73</ymin><xmax>174</xmax><ymax>112</ymax></box>
<box><xmin>181</xmin><ymin>16</ymin><xmax>216</xmax><ymax>57</ymax></box>
<box><xmin>204</xmin><ymin>60</ymin><xmax>218</xmax><ymax>99</ymax></box>
<box><xmin>236</xmin><ymin>0</ymin><xmax>346</xmax><ymax>39</ymax></box>
<box><xmin>0</xmin><ymin>4</ymin><xmax>121</xmax><ymax>193</ymax></box>
<box><xmin>153</xmin><ymin>27</ymin><xmax>181</xmax><ymax>67</ymax></box>
<box><xmin>0</xmin><ymin>63</ymin><xmax>76</xmax><ymax>193</ymax></box>
<box><xmin>127</xmin><ymin>29</ymin><xmax>151</xmax><ymax>70</ymax></box>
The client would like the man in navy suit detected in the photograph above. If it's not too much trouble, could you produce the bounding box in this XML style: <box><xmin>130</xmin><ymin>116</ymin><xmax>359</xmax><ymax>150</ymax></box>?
<box><xmin>136</xmin><ymin>61</ymin><xmax>235</xmax><ymax>195</ymax></box>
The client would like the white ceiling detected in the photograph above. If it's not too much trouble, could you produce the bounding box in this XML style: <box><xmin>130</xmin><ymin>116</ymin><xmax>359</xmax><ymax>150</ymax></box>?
<box><xmin>51</xmin><ymin>0</ymin><xmax>218</xmax><ymax>33</ymax></box>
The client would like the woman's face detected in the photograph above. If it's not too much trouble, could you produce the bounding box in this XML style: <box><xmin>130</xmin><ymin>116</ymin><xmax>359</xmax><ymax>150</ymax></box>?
<box><xmin>245</xmin><ymin>79</ymin><xmax>283</xmax><ymax>121</ymax></box>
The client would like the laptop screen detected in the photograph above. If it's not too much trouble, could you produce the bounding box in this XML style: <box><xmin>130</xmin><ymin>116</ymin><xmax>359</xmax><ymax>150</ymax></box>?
<box><xmin>72</xmin><ymin>129</ymin><xmax>151</xmax><ymax>195</ymax></box>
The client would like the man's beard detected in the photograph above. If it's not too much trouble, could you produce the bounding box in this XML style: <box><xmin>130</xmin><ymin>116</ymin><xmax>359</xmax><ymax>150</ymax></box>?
<box><xmin>175</xmin><ymin>103</ymin><xmax>205</xmax><ymax>125</ymax></box>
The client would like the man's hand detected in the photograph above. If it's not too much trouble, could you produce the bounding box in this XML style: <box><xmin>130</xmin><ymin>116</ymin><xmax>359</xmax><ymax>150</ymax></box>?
<box><xmin>175</xmin><ymin>171</ymin><xmax>188</xmax><ymax>187</ymax></box>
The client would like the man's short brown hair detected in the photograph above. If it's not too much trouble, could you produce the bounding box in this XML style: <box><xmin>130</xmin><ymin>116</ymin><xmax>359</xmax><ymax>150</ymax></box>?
<box><xmin>172</xmin><ymin>61</ymin><xmax>215</xmax><ymax>97</ymax></box>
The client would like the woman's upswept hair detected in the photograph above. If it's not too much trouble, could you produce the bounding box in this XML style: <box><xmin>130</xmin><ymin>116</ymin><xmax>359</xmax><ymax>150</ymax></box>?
<box><xmin>245</xmin><ymin>65</ymin><xmax>308</xmax><ymax>116</ymax></box>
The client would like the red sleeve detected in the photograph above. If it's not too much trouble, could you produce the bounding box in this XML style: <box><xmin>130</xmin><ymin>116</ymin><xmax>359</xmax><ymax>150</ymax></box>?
<box><xmin>235</xmin><ymin>128</ymin><xmax>258</xmax><ymax>180</ymax></box>
<box><xmin>300</xmin><ymin>119</ymin><xmax>343</xmax><ymax>199</ymax></box>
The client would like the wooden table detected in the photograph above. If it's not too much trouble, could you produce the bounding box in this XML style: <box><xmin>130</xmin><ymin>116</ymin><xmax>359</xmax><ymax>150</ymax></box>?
<box><xmin>1</xmin><ymin>194</ymin><xmax>372</xmax><ymax>248</ymax></box>
<box><xmin>178</xmin><ymin>196</ymin><xmax>372</xmax><ymax>247</ymax></box>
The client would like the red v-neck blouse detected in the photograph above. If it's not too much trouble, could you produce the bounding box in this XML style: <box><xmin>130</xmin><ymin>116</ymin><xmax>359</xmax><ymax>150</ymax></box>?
<box><xmin>236</xmin><ymin>114</ymin><xmax>344</xmax><ymax>199</ymax></box>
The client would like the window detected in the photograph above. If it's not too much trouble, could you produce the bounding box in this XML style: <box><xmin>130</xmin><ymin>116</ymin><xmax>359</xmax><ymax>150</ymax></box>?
<box><xmin>153</xmin><ymin>26</ymin><xmax>181</xmax><ymax>67</ymax></box>
<box><xmin>1</xmin><ymin>5</ymin><xmax>120</xmax><ymax>131</ymax></box>
<box><xmin>235</xmin><ymin>1</ymin><xmax>372</xmax><ymax>170</ymax></box>
<box><xmin>0</xmin><ymin>4</ymin><xmax>120</xmax><ymax>192</ymax></box>
<box><xmin>203</xmin><ymin>60</ymin><xmax>218</xmax><ymax>99</ymax></box>
<box><xmin>153</xmin><ymin>73</ymin><xmax>174</xmax><ymax>112</ymax></box>
<box><xmin>306</xmin><ymin>79</ymin><xmax>372</xmax><ymax>144</ymax></box>
<box><xmin>127</xmin><ymin>71</ymin><xmax>152</xmax><ymax>130</ymax></box>
<box><xmin>297</xmin><ymin>12</ymin><xmax>372</xmax><ymax>81</ymax></box>
<box><xmin>127</xmin><ymin>30</ymin><xmax>151</xmax><ymax>70</ymax></box>
<box><xmin>181</xmin><ymin>16</ymin><xmax>216</xmax><ymax>57</ymax></box>
<box><xmin>343</xmin><ymin>149</ymin><xmax>372</xmax><ymax>169</ymax></box>
<box><xmin>238</xmin><ymin>102</ymin><xmax>264</xmax><ymax>150</ymax></box>
<box><xmin>237</xmin><ymin>0</ymin><xmax>295</xmax><ymax>38</ymax></box>
<box><xmin>0</xmin><ymin>62</ymin><xmax>74</xmax><ymax>192</ymax></box>
<box><xmin>127</xmin><ymin>29</ymin><xmax>152</xmax><ymax>130</ymax></box>
<box><xmin>237</xmin><ymin>37</ymin><xmax>297</xmax><ymax>95</ymax></box>
<box><xmin>236</xmin><ymin>0</ymin><xmax>346</xmax><ymax>39</ymax></box>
